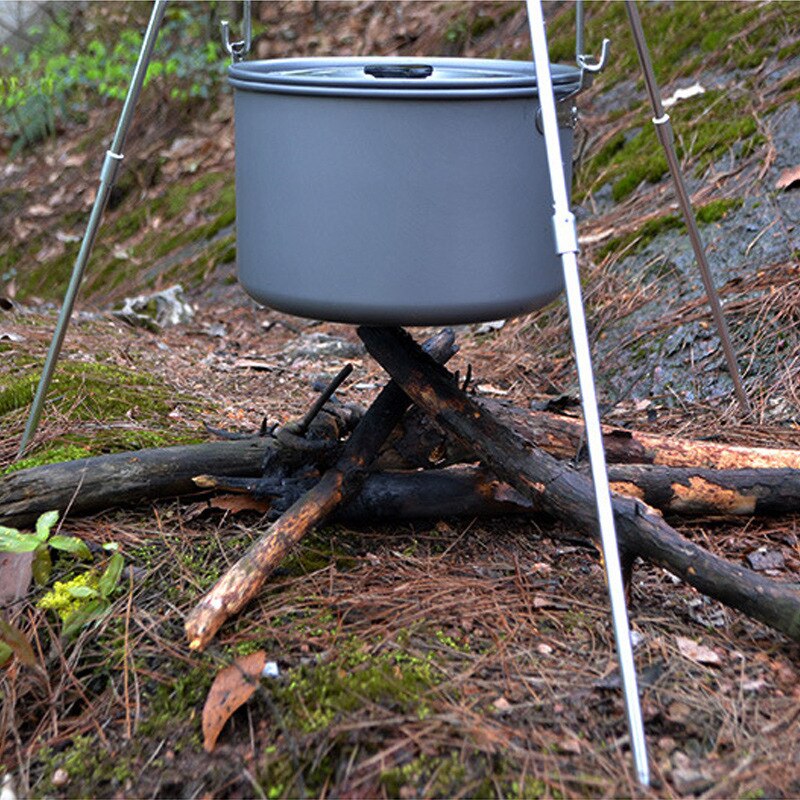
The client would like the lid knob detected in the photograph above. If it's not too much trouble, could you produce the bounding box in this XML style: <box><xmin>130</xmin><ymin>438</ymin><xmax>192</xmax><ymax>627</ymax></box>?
<box><xmin>363</xmin><ymin>63</ymin><xmax>434</xmax><ymax>79</ymax></box>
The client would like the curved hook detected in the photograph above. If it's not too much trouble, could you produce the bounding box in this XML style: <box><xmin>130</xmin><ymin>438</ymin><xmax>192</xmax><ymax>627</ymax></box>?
<box><xmin>576</xmin><ymin>38</ymin><xmax>610</xmax><ymax>91</ymax></box>
<box><xmin>220</xmin><ymin>0</ymin><xmax>252</xmax><ymax>63</ymax></box>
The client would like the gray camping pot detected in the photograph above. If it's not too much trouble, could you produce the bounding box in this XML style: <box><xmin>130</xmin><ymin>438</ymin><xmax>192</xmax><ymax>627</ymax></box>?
<box><xmin>229</xmin><ymin>56</ymin><xmax>580</xmax><ymax>325</ymax></box>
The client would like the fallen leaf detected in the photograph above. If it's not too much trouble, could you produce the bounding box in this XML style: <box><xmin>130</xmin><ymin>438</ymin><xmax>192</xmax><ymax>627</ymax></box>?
<box><xmin>202</xmin><ymin>650</ymin><xmax>267</xmax><ymax>752</ymax></box>
<box><xmin>234</xmin><ymin>358</ymin><xmax>278</xmax><ymax>371</ymax></box>
<box><xmin>476</xmin><ymin>383</ymin><xmax>509</xmax><ymax>396</ymax></box>
<box><xmin>0</xmin><ymin>551</ymin><xmax>33</xmax><ymax>606</ymax></box>
<box><xmin>662</xmin><ymin>82</ymin><xmax>706</xmax><ymax>108</ymax></box>
<box><xmin>776</xmin><ymin>164</ymin><xmax>800</xmax><ymax>191</ymax></box>
<box><xmin>675</xmin><ymin>635</ymin><xmax>722</xmax><ymax>665</ymax></box>
<box><xmin>0</xmin><ymin>615</ymin><xmax>37</xmax><ymax>668</ymax></box>
<box><xmin>492</xmin><ymin>696</ymin><xmax>512</xmax><ymax>711</ymax></box>
<box><xmin>209</xmin><ymin>494</ymin><xmax>271</xmax><ymax>515</ymax></box>
<box><xmin>26</xmin><ymin>204</ymin><xmax>52</xmax><ymax>217</ymax></box>
<box><xmin>558</xmin><ymin>735</ymin><xmax>582</xmax><ymax>754</ymax></box>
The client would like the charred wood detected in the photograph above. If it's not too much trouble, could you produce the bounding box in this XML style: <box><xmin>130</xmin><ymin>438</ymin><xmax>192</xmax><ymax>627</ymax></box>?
<box><xmin>358</xmin><ymin>326</ymin><xmax>800</xmax><ymax>643</ymax></box>
<box><xmin>183</xmin><ymin>329</ymin><xmax>458</xmax><ymax>651</ymax></box>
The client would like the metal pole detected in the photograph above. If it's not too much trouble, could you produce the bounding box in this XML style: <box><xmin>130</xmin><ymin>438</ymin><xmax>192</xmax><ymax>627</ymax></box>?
<box><xmin>525</xmin><ymin>0</ymin><xmax>650</xmax><ymax>786</ymax></box>
<box><xmin>17</xmin><ymin>0</ymin><xmax>168</xmax><ymax>458</ymax></box>
<box><xmin>625</xmin><ymin>0</ymin><xmax>751</xmax><ymax>419</ymax></box>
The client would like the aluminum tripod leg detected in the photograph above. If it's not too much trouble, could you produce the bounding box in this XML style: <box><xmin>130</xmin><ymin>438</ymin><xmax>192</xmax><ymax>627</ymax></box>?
<box><xmin>625</xmin><ymin>0</ymin><xmax>750</xmax><ymax>418</ymax></box>
<box><xmin>17</xmin><ymin>0</ymin><xmax>168</xmax><ymax>458</ymax></box>
<box><xmin>525</xmin><ymin>0</ymin><xmax>650</xmax><ymax>786</ymax></box>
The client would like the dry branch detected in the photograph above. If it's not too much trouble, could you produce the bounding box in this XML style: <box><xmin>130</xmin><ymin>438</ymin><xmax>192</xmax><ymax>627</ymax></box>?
<box><xmin>183</xmin><ymin>330</ymin><xmax>458</xmax><ymax>650</ymax></box>
<box><xmin>4</xmin><ymin>423</ymin><xmax>800</xmax><ymax>530</ymax></box>
<box><xmin>358</xmin><ymin>326</ymin><xmax>800</xmax><ymax>642</ymax></box>
<box><xmin>383</xmin><ymin>399</ymin><xmax>800</xmax><ymax>470</ymax></box>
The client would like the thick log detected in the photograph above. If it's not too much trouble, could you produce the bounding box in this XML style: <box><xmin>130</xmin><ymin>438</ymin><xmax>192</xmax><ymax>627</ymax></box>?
<box><xmin>382</xmin><ymin>400</ymin><xmax>800</xmax><ymax>470</ymax></box>
<box><xmin>606</xmin><ymin>464</ymin><xmax>800</xmax><ymax>516</ymax></box>
<box><xmin>358</xmin><ymin>326</ymin><xmax>800</xmax><ymax>642</ymax></box>
<box><xmin>200</xmin><ymin>465</ymin><xmax>537</xmax><ymax>523</ymax></box>
<box><xmin>184</xmin><ymin>330</ymin><xmax>458</xmax><ymax>651</ymax></box>
<box><xmin>0</xmin><ymin>439</ymin><xmax>270</xmax><ymax>529</ymax></box>
<box><xmin>0</xmin><ymin>401</ymin><xmax>360</xmax><ymax>530</ymax></box>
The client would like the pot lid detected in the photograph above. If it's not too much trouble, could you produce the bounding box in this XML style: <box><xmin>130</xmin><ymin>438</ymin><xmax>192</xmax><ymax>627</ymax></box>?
<box><xmin>229</xmin><ymin>56</ymin><xmax>581</xmax><ymax>99</ymax></box>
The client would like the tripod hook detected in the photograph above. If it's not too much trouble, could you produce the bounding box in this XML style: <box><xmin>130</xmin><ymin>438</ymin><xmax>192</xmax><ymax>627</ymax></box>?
<box><xmin>221</xmin><ymin>0</ymin><xmax>252</xmax><ymax>63</ymax></box>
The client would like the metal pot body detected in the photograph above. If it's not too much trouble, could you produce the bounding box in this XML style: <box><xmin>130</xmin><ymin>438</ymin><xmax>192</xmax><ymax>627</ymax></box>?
<box><xmin>230</xmin><ymin>57</ymin><xmax>579</xmax><ymax>325</ymax></box>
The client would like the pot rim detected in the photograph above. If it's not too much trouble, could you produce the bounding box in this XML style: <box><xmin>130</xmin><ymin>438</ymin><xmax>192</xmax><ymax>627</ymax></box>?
<box><xmin>229</xmin><ymin>56</ymin><xmax>582</xmax><ymax>100</ymax></box>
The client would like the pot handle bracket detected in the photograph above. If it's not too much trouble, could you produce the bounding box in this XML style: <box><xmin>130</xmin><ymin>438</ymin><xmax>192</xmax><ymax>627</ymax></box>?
<box><xmin>575</xmin><ymin>0</ymin><xmax>610</xmax><ymax>91</ymax></box>
<box><xmin>221</xmin><ymin>0</ymin><xmax>252</xmax><ymax>63</ymax></box>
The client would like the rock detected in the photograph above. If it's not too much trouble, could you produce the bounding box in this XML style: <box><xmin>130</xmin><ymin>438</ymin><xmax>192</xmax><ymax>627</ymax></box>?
<box><xmin>282</xmin><ymin>333</ymin><xmax>364</xmax><ymax>360</ymax></box>
<box><xmin>51</xmin><ymin>768</ymin><xmax>70</xmax><ymax>788</ymax></box>
<box><xmin>670</xmin><ymin>752</ymin><xmax>714</xmax><ymax>795</ymax></box>
<box><xmin>112</xmin><ymin>285</ymin><xmax>194</xmax><ymax>332</ymax></box>
<box><xmin>746</xmin><ymin>547</ymin><xmax>785</xmax><ymax>571</ymax></box>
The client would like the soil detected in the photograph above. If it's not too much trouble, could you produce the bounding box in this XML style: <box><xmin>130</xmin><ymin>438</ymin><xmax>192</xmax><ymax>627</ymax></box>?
<box><xmin>1</xmin><ymin>2</ymin><xmax>800</xmax><ymax>799</ymax></box>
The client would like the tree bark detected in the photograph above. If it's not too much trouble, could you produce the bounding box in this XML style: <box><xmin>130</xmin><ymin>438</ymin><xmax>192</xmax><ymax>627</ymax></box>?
<box><xmin>184</xmin><ymin>330</ymin><xmax>458</xmax><ymax>651</ymax></box>
<box><xmin>358</xmin><ymin>326</ymin><xmax>800</xmax><ymax>643</ymax></box>
<box><xmin>381</xmin><ymin>400</ymin><xmax>800</xmax><ymax>470</ymax></box>
<box><xmin>606</xmin><ymin>464</ymin><xmax>800</xmax><ymax>516</ymax></box>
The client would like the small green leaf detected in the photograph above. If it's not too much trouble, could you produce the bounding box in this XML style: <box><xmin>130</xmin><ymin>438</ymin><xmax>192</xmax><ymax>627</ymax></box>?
<box><xmin>0</xmin><ymin>528</ymin><xmax>42</xmax><ymax>553</ymax></box>
<box><xmin>67</xmin><ymin>585</ymin><xmax>99</xmax><ymax>599</ymax></box>
<box><xmin>0</xmin><ymin>641</ymin><xmax>12</xmax><ymax>667</ymax></box>
<box><xmin>31</xmin><ymin>545</ymin><xmax>52</xmax><ymax>586</ymax></box>
<box><xmin>0</xmin><ymin>616</ymin><xmax>37</xmax><ymax>668</ymax></box>
<box><xmin>61</xmin><ymin>599</ymin><xmax>108</xmax><ymax>638</ymax></box>
<box><xmin>35</xmin><ymin>510</ymin><xmax>59</xmax><ymax>542</ymax></box>
<box><xmin>49</xmin><ymin>535</ymin><xmax>92</xmax><ymax>560</ymax></box>
<box><xmin>99</xmin><ymin>552</ymin><xmax>124</xmax><ymax>597</ymax></box>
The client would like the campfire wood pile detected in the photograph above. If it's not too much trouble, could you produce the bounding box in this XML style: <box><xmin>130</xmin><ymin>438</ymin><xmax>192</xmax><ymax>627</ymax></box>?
<box><xmin>2</xmin><ymin>328</ymin><xmax>800</xmax><ymax>649</ymax></box>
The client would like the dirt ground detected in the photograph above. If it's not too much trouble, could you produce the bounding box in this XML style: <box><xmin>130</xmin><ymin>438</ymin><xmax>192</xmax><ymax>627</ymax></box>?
<box><xmin>2</xmin><ymin>2</ymin><xmax>800</xmax><ymax>798</ymax></box>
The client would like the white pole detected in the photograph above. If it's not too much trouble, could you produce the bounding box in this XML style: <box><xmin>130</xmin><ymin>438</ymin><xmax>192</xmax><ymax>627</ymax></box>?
<box><xmin>525</xmin><ymin>0</ymin><xmax>650</xmax><ymax>786</ymax></box>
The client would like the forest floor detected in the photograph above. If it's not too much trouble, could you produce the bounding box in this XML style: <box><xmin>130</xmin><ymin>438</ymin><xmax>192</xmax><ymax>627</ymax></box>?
<box><xmin>1</xmin><ymin>2</ymin><xmax>800</xmax><ymax>798</ymax></box>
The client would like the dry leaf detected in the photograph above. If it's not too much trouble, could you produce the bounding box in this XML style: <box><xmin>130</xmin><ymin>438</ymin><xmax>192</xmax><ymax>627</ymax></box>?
<box><xmin>675</xmin><ymin>635</ymin><xmax>722</xmax><ymax>665</ymax></box>
<box><xmin>26</xmin><ymin>204</ymin><xmax>52</xmax><ymax>217</ymax></box>
<box><xmin>202</xmin><ymin>650</ymin><xmax>267</xmax><ymax>752</ymax></box>
<box><xmin>776</xmin><ymin>165</ymin><xmax>800</xmax><ymax>191</ymax></box>
<box><xmin>0</xmin><ymin>552</ymin><xmax>33</xmax><ymax>606</ymax></box>
<box><xmin>492</xmin><ymin>696</ymin><xmax>512</xmax><ymax>711</ymax></box>
<box><xmin>209</xmin><ymin>494</ymin><xmax>271</xmax><ymax>515</ymax></box>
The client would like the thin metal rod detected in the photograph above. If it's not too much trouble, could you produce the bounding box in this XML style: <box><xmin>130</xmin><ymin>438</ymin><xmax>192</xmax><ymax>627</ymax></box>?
<box><xmin>18</xmin><ymin>0</ymin><xmax>168</xmax><ymax>458</ymax></box>
<box><xmin>525</xmin><ymin>0</ymin><xmax>650</xmax><ymax>786</ymax></box>
<box><xmin>625</xmin><ymin>0</ymin><xmax>750</xmax><ymax>418</ymax></box>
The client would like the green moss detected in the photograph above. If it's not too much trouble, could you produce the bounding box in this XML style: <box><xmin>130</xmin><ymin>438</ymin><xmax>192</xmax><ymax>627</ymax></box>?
<box><xmin>381</xmin><ymin>752</ymin><xmax>564</xmax><ymax>800</ymax></box>
<box><xmin>597</xmin><ymin>213</ymin><xmax>683</xmax><ymax>259</ymax></box>
<box><xmin>596</xmin><ymin>197</ymin><xmax>743</xmax><ymax>260</ymax></box>
<box><xmin>139</xmin><ymin>666</ymin><xmax>214</xmax><ymax>737</ymax></box>
<box><xmin>157</xmin><ymin>171</ymin><xmax>227</xmax><ymax>221</ymax></box>
<box><xmin>470</xmin><ymin>15</ymin><xmax>496</xmax><ymax>38</ymax></box>
<box><xmin>34</xmin><ymin>734</ymin><xmax>136</xmax><ymax>798</ymax></box>
<box><xmin>270</xmin><ymin>637</ymin><xmax>441</xmax><ymax>734</ymax></box>
<box><xmin>695</xmin><ymin>197</ymin><xmax>743</xmax><ymax>224</ymax></box>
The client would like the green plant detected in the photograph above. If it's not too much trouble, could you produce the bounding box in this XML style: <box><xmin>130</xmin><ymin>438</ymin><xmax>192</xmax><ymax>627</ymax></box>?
<box><xmin>37</xmin><ymin>543</ymin><xmax>125</xmax><ymax>638</ymax></box>
<box><xmin>0</xmin><ymin>4</ymin><xmax>228</xmax><ymax>156</ymax></box>
<box><xmin>0</xmin><ymin>511</ymin><xmax>125</xmax><ymax>643</ymax></box>
<box><xmin>0</xmin><ymin>510</ymin><xmax>91</xmax><ymax>585</ymax></box>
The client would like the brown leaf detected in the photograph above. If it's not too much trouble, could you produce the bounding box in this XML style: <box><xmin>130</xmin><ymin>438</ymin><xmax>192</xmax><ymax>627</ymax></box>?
<box><xmin>209</xmin><ymin>494</ymin><xmax>271</xmax><ymax>515</ymax></box>
<box><xmin>776</xmin><ymin>164</ymin><xmax>800</xmax><ymax>191</ymax></box>
<box><xmin>0</xmin><ymin>551</ymin><xmax>33</xmax><ymax>606</ymax></box>
<box><xmin>202</xmin><ymin>650</ymin><xmax>266</xmax><ymax>752</ymax></box>
<box><xmin>0</xmin><ymin>615</ymin><xmax>37</xmax><ymax>668</ymax></box>
<box><xmin>675</xmin><ymin>635</ymin><xmax>722</xmax><ymax>665</ymax></box>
